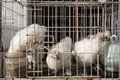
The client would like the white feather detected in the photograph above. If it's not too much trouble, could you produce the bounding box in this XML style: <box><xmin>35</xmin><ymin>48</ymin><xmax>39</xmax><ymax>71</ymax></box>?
<box><xmin>7</xmin><ymin>24</ymin><xmax>47</xmax><ymax>68</ymax></box>
<box><xmin>46</xmin><ymin>53</ymin><xmax>62</xmax><ymax>70</ymax></box>
<box><xmin>46</xmin><ymin>37</ymin><xmax>72</xmax><ymax>75</ymax></box>
<box><xmin>8</xmin><ymin>24</ymin><xmax>47</xmax><ymax>54</ymax></box>
<box><xmin>72</xmin><ymin>30</ymin><xmax>110</xmax><ymax>67</ymax></box>
<box><xmin>103</xmin><ymin>35</ymin><xmax>120</xmax><ymax>72</ymax></box>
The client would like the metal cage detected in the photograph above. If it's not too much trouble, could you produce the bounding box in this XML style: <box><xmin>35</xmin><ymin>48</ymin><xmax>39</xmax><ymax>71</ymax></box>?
<box><xmin>1</xmin><ymin>0</ymin><xmax>120</xmax><ymax>80</ymax></box>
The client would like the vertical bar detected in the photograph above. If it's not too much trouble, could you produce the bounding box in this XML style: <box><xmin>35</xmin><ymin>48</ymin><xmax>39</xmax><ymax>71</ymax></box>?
<box><xmin>102</xmin><ymin>6</ymin><xmax>104</xmax><ymax>30</ymax></box>
<box><xmin>105</xmin><ymin>3</ymin><xmax>107</xmax><ymax>30</ymax></box>
<box><xmin>19</xmin><ymin>2</ymin><xmax>21</xmax><ymax>78</ymax></box>
<box><xmin>111</xmin><ymin>1</ymin><xmax>114</xmax><ymax>78</ymax></box>
<box><xmin>26</xmin><ymin>1</ymin><xmax>28</xmax><ymax>77</ymax></box>
<box><xmin>47</xmin><ymin>5</ymin><xmax>50</xmax><ymax>76</ymax></box>
<box><xmin>72</xmin><ymin>6</ymin><xmax>75</xmax><ymax>41</ymax></box>
<box><xmin>0</xmin><ymin>0</ymin><xmax>2</xmax><ymax>52</ymax></box>
<box><xmin>69</xmin><ymin>6</ymin><xmax>71</xmax><ymax>77</ymax></box>
<box><xmin>0</xmin><ymin>1</ymin><xmax>3</xmax><ymax>77</ymax></box>
<box><xmin>65</xmin><ymin>6</ymin><xmax>66</xmax><ymax>37</ymax></box>
<box><xmin>118</xmin><ymin>0</ymin><xmax>120</xmax><ymax>78</ymax></box>
<box><xmin>84</xmin><ymin>5</ymin><xmax>87</xmax><ymax>76</ymax></box>
<box><xmin>37</xmin><ymin>6</ymin><xmax>39</xmax><ymax>77</ymax></box>
<box><xmin>11</xmin><ymin>1</ymin><xmax>14</xmax><ymax>78</ymax></box>
<box><xmin>55</xmin><ymin>5</ymin><xmax>57</xmax><ymax>42</ymax></box>
<box><xmin>54</xmin><ymin>5</ymin><xmax>57</xmax><ymax>76</ymax></box>
<box><xmin>75</xmin><ymin>0</ymin><xmax>78</xmax><ymax>41</ymax></box>
<box><xmin>111</xmin><ymin>1</ymin><xmax>114</xmax><ymax>34</ymax></box>
<box><xmin>90</xmin><ymin>6</ymin><xmax>92</xmax><ymax>34</ymax></box>
<box><xmin>97</xmin><ymin>5</ymin><xmax>100</xmax><ymax>76</ymax></box>
<box><xmin>60</xmin><ymin>6</ymin><xmax>65</xmax><ymax>76</ymax></box>
<box><xmin>69</xmin><ymin>6</ymin><xmax>71</xmax><ymax>40</ymax></box>
<box><xmin>83</xmin><ymin>5</ymin><xmax>85</xmax><ymax>38</ymax></box>
<box><xmin>90</xmin><ymin>6</ymin><xmax>92</xmax><ymax>76</ymax></box>
<box><xmin>74</xmin><ymin>0</ymin><xmax>78</xmax><ymax>76</ymax></box>
<box><xmin>33</xmin><ymin>5</ymin><xmax>36</xmax><ymax>23</ymax></box>
<box><xmin>104</xmin><ymin>4</ymin><xmax>107</xmax><ymax>78</ymax></box>
<box><xmin>33</xmin><ymin>0</ymin><xmax>36</xmax><ymax>76</ymax></box>
<box><xmin>80</xmin><ymin>6</ymin><xmax>82</xmax><ymax>38</ymax></box>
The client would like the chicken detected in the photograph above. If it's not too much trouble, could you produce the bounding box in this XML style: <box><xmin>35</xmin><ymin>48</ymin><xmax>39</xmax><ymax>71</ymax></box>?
<box><xmin>72</xmin><ymin>30</ymin><xmax>110</xmax><ymax>75</ymax></box>
<box><xmin>46</xmin><ymin>37</ymin><xmax>72</xmax><ymax>75</ymax></box>
<box><xmin>7</xmin><ymin>24</ymin><xmax>47</xmax><ymax>68</ymax></box>
<box><xmin>101</xmin><ymin>35</ymin><xmax>120</xmax><ymax>72</ymax></box>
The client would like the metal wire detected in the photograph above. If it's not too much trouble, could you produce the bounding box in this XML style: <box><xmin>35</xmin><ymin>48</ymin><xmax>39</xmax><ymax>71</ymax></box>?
<box><xmin>1</xmin><ymin>0</ymin><xmax>120</xmax><ymax>79</ymax></box>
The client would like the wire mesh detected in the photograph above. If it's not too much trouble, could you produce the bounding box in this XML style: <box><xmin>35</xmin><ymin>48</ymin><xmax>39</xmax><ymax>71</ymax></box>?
<box><xmin>1</xmin><ymin>0</ymin><xmax>120</xmax><ymax>79</ymax></box>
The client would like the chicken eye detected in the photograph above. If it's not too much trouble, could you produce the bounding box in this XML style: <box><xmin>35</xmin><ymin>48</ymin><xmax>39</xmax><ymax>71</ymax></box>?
<box><xmin>104</xmin><ymin>36</ymin><xmax>110</xmax><ymax>41</ymax></box>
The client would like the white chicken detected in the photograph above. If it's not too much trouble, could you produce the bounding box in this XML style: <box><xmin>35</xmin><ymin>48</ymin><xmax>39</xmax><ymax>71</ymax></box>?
<box><xmin>101</xmin><ymin>34</ymin><xmax>120</xmax><ymax>72</ymax></box>
<box><xmin>7</xmin><ymin>24</ymin><xmax>47</xmax><ymax>68</ymax></box>
<box><xmin>46</xmin><ymin>37</ymin><xmax>72</xmax><ymax>75</ymax></box>
<box><xmin>72</xmin><ymin>30</ymin><xmax>110</xmax><ymax>75</ymax></box>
